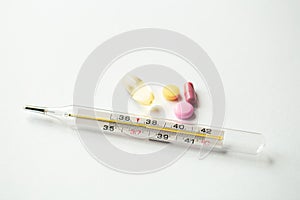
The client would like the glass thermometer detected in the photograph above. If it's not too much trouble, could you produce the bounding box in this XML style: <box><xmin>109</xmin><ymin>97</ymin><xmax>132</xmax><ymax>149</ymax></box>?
<box><xmin>24</xmin><ymin>105</ymin><xmax>265</xmax><ymax>155</ymax></box>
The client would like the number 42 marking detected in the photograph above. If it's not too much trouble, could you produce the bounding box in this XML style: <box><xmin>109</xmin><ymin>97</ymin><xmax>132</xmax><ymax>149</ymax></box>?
<box><xmin>200</xmin><ymin>128</ymin><xmax>212</xmax><ymax>134</ymax></box>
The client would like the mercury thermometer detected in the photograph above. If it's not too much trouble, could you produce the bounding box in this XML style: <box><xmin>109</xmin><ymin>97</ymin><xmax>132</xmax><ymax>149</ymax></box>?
<box><xmin>24</xmin><ymin>105</ymin><xmax>265</xmax><ymax>155</ymax></box>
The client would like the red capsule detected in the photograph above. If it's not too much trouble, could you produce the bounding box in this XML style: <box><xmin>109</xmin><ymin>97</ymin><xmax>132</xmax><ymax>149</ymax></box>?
<box><xmin>184</xmin><ymin>82</ymin><xmax>197</xmax><ymax>105</ymax></box>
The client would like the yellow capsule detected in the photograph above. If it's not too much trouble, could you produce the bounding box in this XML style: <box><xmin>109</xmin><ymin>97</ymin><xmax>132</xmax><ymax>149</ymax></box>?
<box><xmin>162</xmin><ymin>84</ymin><xmax>180</xmax><ymax>101</ymax></box>
<box><xmin>122</xmin><ymin>75</ymin><xmax>154</xmax><ymax>105</ymax></box>
<box><xmin>131</xmin><ymin>85</ymin><xmax>154</xmax><ymax>105</ymax></box>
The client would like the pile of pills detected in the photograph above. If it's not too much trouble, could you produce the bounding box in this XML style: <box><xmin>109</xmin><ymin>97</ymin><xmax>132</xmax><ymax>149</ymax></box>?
<box><xmin>123</xmin><ymin>74</ymin><xmax>198</xmax><ymax>120</ymax></box>
<box><xmin>163</xmin><ymin>82</ymin><xmax>197</xmax><ymax>120</ymax></box>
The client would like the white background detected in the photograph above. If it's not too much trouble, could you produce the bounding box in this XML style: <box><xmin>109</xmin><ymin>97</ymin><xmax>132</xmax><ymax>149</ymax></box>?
<box><xmin>1</xmin><ymin>0</ymin><xmax>299</xmax><ymax>200</ymax></box>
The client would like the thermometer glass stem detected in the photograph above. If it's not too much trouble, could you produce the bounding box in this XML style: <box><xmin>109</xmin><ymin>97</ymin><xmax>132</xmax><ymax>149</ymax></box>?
<box><xmin>24</xmin><ymin>105</ymin><xmax>266</xmax><ymax>155</ymax></box>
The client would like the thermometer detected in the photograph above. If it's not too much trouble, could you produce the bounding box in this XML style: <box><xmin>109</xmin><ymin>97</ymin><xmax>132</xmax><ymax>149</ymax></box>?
<box><xmin>24</xmin><ymin>105</ymin><xmax>265</xmax><ymax>155</ymax></box>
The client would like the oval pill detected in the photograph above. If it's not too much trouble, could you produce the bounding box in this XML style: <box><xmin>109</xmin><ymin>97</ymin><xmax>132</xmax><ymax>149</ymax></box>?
<box><xmin>184</xmin><ymin>82</ymin><xmax>197</xmax><ymax>105</ymax></box>
<box><xmin>174</xmin><ymin>102</ymin><xmax>194</xmax><ymax>120</ymax></box>
<box><xmin>122</xmin><ymin>75</ymin><xmax>154</xmax><ymax>105</ymax></box>
<box><xmin>162</xmin><ymin>85</ymin><xmax>180</xmax><ymax>101</ymax></box>
<box><xmin>131</xmin><ymin>85</ymin><xmax>154</xmax><ymax>105</ymax></box>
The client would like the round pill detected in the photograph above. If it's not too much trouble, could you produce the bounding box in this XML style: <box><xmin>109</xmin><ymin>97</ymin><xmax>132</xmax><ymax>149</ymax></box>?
<box><xmin>162</xmin><ymin>85</ymin><xmax>180</xmax><ymax>101</ymax></box>
<box><xmin>148</xmin><ymin>105</ymin><xmax>165</xmax><ymax>118</ymax></box>
<box><xmin>174</xmin><ymin>102</ymin><xmax>194</xmax><ymax>120</ymax></box>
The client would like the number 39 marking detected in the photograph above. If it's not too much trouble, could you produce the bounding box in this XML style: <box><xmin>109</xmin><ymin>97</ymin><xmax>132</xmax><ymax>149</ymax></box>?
<box><xmin>157</xmin><ymin>133</ymin><xmax>169</xmax><ymax>140</ymax></box>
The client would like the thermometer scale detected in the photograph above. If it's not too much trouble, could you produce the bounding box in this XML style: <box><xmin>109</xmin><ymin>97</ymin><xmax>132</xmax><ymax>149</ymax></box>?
<box><xmin>25</xmin><ymin>105</ymin><xmax>265</xmax><ymax>155</ymax></box>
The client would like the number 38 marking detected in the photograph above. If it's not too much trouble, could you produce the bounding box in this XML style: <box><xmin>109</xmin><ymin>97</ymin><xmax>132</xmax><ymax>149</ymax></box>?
<box><xmin>145</xmin><ymin>119</ymin><xmax>158</xmax><ymax>125</ymax></box>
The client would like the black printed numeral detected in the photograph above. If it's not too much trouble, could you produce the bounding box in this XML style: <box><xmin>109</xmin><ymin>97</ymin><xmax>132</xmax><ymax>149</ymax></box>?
<box><xmin>184</xmin><ymin>138</ymin><xmax>195</xmax><ymax>144</ymax></box>
<box><xmin>119</xmin><ymin>115</ymin><xmax>130</xmax><ymax>121</ymax></box>
<box><xmin>103</xmin><ymin>125</ymin><xmax>115</xmax><ymax>131</ymax></box>
<box><xmin>200</xmin><ymin>128</ymin><xmax>212</xmax><ymax>134</ymax></box>
<box><xmin>145</xmin><ymin>119</ymin><xmax>158</xmax><ymax>125</ymax></box>
<box><xmin>173</xmin><ymin>124</ymin><xmax>184</xmax><ymax>130</ymax></box>
<box><xmin>157</xmin><ymin>133</ymin><xmax>169</xmax><ymax>140</ymax></box>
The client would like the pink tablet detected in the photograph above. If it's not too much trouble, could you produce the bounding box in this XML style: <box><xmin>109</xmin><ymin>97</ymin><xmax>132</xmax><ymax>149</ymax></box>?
<box><xmin>174</xmin><ymin>102</ymin><xmax>194</xmax><ymax>120</ymax></box>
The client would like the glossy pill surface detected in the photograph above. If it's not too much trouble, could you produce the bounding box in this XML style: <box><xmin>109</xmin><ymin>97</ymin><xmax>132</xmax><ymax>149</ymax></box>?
<box><xmin>184</xmin><ymin>82</ymin><xmax>197</xmax><ymax>105</ymax></box>
<box><xmin>131</xmin><ymin>86</ymin><xmax>154</xmax><ymax>105</ymax></box>
<box><xmin>162</xmin><ymin>85</ymin><xmax>180</xmax><ymax>101</ymax></box>
<box><xmin>174</xmin><ymin>102</ymin><xmax>194</xmax><ymax>120</ymax></box>
<box><xmin>122</xmin><ymin>75</ymin><xmax>154</xmax><ymax>105</ymax></box>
